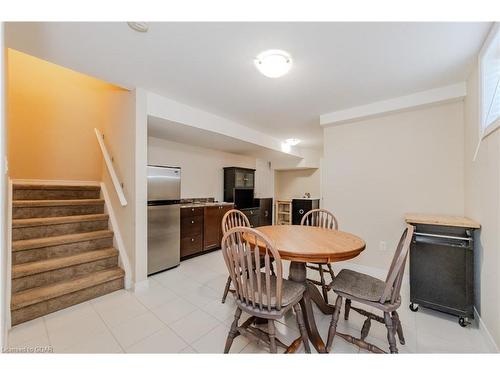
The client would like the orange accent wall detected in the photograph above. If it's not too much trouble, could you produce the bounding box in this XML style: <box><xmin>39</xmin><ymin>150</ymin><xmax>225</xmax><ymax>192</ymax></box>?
<box><xmin>6</xmin><ymin>48</ymin><xmax>126</xmax><ymax>181</ymax></box>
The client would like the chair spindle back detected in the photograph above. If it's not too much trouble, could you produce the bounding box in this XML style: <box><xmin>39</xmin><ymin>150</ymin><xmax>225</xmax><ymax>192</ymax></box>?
<box><xmin>221</xmin><ymin>227</ymin><xmax>283</xmax><ymax>311</ymax></box>
<box><xmin>222</xmin><ymin>209</ymin><xmax>250</xmax><ymax>235</ymax></box>
<box><xmin>301</xmin><ymin>208</ymin><xmax>338</xmax><ymax>230</ymax></box>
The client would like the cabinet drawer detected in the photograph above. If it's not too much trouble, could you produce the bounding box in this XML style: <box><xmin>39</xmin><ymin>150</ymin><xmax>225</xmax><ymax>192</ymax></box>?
<box><xmin>181</xmin><ymin>216</ymin><xmax>204</xmax><ymax>237</ymax></box>
<box><xmin>181</xmin><ymin>207</ymin><xmax>204</xmax><ymax>218</ymax></box>
<box><xmin>180</xmin><ymin>234</ymin><xmax>203</xmax><ymax>258</ymax></box>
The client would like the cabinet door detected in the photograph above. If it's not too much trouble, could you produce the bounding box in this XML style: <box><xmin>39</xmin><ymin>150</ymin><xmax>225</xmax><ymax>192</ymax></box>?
<box><xmin>218</xmin><ymin>205</ymin><xmax>233</xmax><ymax>243</ymax></box>
<box><xmin>203</xmin><ymin>206</ymin><xmax>220</xmax><ymax>251</ymax></box>
<box><xmin>243</xmin><ymin>172</ymin><xmax>254</xmax><ymax>188</ymax></box>
<box><xmin>234</xmin><ymin>170</ymin><xmax>245</xmax><ymax>188</ymax></box>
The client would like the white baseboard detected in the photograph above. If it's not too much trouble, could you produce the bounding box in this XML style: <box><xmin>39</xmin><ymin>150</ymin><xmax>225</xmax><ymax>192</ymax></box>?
<box><xmin>474</xmin><ymin>307</ymin><xmax>499</xmax><ymax>353</ymax></box>
<box><xmin>100</xmin><ymin>182</ymin><xmax>132</xmax><ymax>290</ymax></box>
<box><xmin>11</xmin><ymin>179</ymin><xmax>100</xmax><ymax>186</ymax></box>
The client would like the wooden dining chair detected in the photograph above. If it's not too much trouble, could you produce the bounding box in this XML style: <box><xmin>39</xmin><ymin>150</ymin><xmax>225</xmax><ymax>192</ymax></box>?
<box><xmin>222</xmin><ymin>226</ymin><xmax>311</xmax><ymax>353</ymax></box>
<box><xmin>301</xmin><ymin>208</ymin><xmax>338</xmax><ymax>303</ymax></box>
<box><xmin>221</xmin><ymin>209</ymin><xmax>251</xmax><ymax>303</ymax></box>
<box><xmin>326</xmin><ymin>224</ymin><xmax>414</xmax><ymax>353</ymax></box>
<box><xmin>221</xmin><ymin>209</ymin><xmax>275</xmax><ymax>303</ymax></box>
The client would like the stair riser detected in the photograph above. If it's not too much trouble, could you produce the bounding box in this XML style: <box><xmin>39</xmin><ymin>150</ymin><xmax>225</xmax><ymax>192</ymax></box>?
<box><xmin>11</xmin><ymin>278</ymin><xmax>124</xmax><ymax>326</ymax></box>
<box><xmin>13</xmin><ymin>220</ymin><xmax>109</xmax><ymax>241</ymax></box>
<box><xmin>12</xmin><ymin>237</ymin><xmax>114</xmax><ymax>265</ymax></box>
<box><xmin>13</xmin><ymin>189</ymin><xmax>100</xmax><ymax>201</ymax></box>
<box><xmin>12</xmin><ymin>256</ymin><xmax>118</xmax><ymax>293</ymax></box>
<box><xmin>13</xmin><ymin>204</ymin><xmax>104</xmax><ymax>219</ymax></box>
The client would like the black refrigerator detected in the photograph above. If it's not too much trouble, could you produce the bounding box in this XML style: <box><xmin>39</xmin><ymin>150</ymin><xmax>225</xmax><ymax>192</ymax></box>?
<box><xmin>292</xmin><ymin>199</ymin><xmax>320</xmax><ymax>225</ymax></box>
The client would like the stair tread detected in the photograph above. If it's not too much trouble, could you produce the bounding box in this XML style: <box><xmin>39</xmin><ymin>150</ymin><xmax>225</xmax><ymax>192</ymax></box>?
<box><xmin>12</xmin><ymin>248</ymin><xmax>119</xmax><ymax>279</ymax></box>
<box><xmin>13</xmin><ymin>214</ymin><xmax>109</xmax><ymax>228</ymax></box>
<box><xmin>13</xmin><ymin>199</ymin><xmax>104</xmax><ymax>207</ymax></box>
<box><xmin>13</xmin><ymin>184</ymin><xmax>100</xmax><ymax>191</ymax></box>
<box><xmin>12</xmin><ymin>230</ymin><xmax>114</xmax><ymax>252</ymax></box>
<box><xmin>11</xmin><ymin>267</ymin><xmax>124</xmax><ymax>310</ymax></box>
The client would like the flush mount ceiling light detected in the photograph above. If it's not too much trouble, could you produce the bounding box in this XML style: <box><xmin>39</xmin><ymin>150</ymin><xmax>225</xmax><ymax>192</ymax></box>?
<box><xmin>285</xmin><ymin>138</ymin><xmax>301</xmax><ymax>146</ymax></box>
<box><xmin>127</xmin><ymin>22</ymin><xmax>149</xmax><ymax>33</ymax></box>
<box><xmin>254</xmin><ymin>50</ymin><xmax>293</xmax><ymax>78</ymax></box>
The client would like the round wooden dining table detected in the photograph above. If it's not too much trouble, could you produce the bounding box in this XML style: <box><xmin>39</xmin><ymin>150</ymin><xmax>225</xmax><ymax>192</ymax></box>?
<box><xmin>248</xmin><ymin>225</ymin><xmax>366</xmax><ymax>353</ymax></box>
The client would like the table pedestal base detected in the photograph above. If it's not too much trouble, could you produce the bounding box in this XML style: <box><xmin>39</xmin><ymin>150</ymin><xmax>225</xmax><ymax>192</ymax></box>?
<box><xmin>287</xmin><ymin>261</ymin><xmax>336</xmax><ymax>353</ymax></box>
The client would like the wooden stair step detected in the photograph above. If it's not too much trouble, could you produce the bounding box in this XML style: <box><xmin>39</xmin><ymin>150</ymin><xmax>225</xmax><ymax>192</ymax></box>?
<box><xmin>13</xmin><ymin>184</ymin><xmax>100</xmax><ymax>191</ymax></box>
<box><xmin>11</xmin><ymin>267</ymin><xmax>124</xmax><ymax>311</ymax></box>
<box><xmin>12</xmin><ymin>214</ymin><xmax>109</xmax><ymax>228</ymax></box>
<box><xmin>12</xmin><ymin>248</ymin><xmax>119</xmax><ymax>279</ymax></box>
<box><xmin>13</xmin><ymin>199</ymin><xmax>104</xmax><ymax>207</ymax></box>
<box><xmin>12</xmin><ymin>230</ymin><xmax>113</xmax><ymax>252</ymax></box>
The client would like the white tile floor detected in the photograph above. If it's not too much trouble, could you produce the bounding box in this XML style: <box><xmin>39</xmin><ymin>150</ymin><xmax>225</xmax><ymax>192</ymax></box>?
<box><xmin>6</xmin><ymin>249</ymin><xmax>493</xmax><ymax>354</ymax></box>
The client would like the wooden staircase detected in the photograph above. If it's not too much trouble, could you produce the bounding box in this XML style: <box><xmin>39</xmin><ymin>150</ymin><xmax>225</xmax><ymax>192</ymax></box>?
<box><xmin>10</xmin><ymin>184</ymin><xmax>125</xmax><ymax>325</ymax></box>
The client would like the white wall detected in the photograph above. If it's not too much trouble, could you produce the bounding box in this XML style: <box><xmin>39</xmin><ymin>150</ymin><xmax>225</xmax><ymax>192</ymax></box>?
<box><xmin>464</xmin><ymin>65</ymin><xmax>500</xmax><ymax>349</ymax></box>
<box><xmin>275</xmin><ymin>168</ymin><xmax>320</xmax><ymax>200</ymax></box>
<box><xmin>323</xmin><ymin>101</ymin><xmax>465</xmax><ymax>270</ymax></box>
<box><xmin>100</xmin><ymin>88</ymin><xmax>136</xmax><ymax>284</ymax></box>
<box><xmin>254</xmin><ymin>159</ymin><xmax>274</xmax><ymax>199</ymax></box>
<box><xmin>148</xmin><ymin>137</ymin><xmax>257</xmax><ymax>201</ymax></box>
<box><xmin>1</xmin><ymin>22</ymin><xmax>8</xmax><ymax>347</ymax></box>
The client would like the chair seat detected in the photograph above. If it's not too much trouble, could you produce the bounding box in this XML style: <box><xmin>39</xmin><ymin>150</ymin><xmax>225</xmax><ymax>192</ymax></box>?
<box><xmin>330</xmin><ymin>269</ymin><xmax>389</xmax><ymax>302</ymax></box>
<box><xmin>239</xmin><ymin>273</ymin><xmax>305</xmax><ymax>308</ymax></box>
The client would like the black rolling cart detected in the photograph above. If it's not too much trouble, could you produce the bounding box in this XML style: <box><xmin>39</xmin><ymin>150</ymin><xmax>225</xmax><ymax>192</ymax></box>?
<box><xmin>405</xmin><ymin>214</ymin><xmax>480</xmax><ymax>327</ymax></box>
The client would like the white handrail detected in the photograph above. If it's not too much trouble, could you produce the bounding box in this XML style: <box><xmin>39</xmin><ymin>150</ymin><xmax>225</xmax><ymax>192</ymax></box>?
<box><xmin>94</xmin><ymin>128</ymin><xmax>128</xmax><ymax>206</ymax></box>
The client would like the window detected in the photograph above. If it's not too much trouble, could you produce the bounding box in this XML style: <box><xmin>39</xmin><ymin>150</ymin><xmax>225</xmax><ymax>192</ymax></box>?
<box><xmin>480</xmin><ymin>23</ymin><xmax>500</xmax><ymax>136</ymax></box>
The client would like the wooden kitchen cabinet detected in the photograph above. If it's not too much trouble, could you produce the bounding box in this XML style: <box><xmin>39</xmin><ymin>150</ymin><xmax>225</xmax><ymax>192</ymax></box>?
<box><xmin>180</xmin><ymin>207</ymin><xmax>204</xmax><ymax>258</ymax></box>
<box><xmin>203</xmin><ymin>204</ymin><xmax>233</xmax><ymax>251</ymax></box>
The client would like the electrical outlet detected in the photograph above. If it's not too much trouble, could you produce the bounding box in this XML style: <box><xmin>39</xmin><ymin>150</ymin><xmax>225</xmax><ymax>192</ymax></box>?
<box><xmin>379</xmin><ymin>241</ymin><xmax>387</xmax><ymax>251</ymax></box>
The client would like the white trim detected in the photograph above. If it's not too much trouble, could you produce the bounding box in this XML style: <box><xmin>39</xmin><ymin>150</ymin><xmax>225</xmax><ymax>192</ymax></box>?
<box><xmin>474</xmin><ymin>307</ymin><xmax>500</xmax><ymax>353</ymax></box>
<box><xmin>10</xmin><ymin>179</ymin><xmax>100</xmax><ymax>187</ymax></box>
<box><xmin>320</xmin><ymin>82</ymin><xmax>467</xmax><ymax>126</ymax></box>
<box><xmin>5</xmin><ymin>180</ymin><xmax>12</xmax><ymax>331</ymax></box>
<box><xmin>94</xmin><ymin>128</ymin><xmax>128</xmax><ymax>207</ymax></box>
<box><xmin>100</xmin><ymin>182</ymin><xmax>132</xmax><ymax>290</ymax></box>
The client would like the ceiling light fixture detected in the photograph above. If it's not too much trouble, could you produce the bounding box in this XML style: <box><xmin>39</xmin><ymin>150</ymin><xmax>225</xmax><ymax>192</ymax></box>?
<box><xmin>285</xmin><ymin>138</ymin><xmax>301</xmax><ymax>146</ymax></box>
<box><xmin>127</xmin><ymin>22</ymin><xmax>149</xmax><ymax>33</ymax></box>
<box><xmin>254</xmin><ymin>50</ymin><xmax>292</xmax><ymax>78</ymax></box>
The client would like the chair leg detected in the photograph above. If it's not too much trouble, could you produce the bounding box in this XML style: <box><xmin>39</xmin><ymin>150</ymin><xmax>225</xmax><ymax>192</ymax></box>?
<box><xmin>224</xmin><ymin>307</ymin><xmax>242</xmax><ymax>353</ymax></box>
<box><xmin>221</xmin><ymin>276</ymin><xmax>232</xmax><ymax>304</ymax></box>
<box><xmin>326</xmin><ymin>295</ymin><xmax>343</xmax><ymax>352</ymax></box>
<box><xmin>384</xmin><ymin>312</ymin><xmax>398</xmax><ymax>354</ymax></box>
<box><xmin>392</xmin><ymin>311</ymin><xmax>405</xmax><ymax>345</ymax></box>
<box><xmin>344</xmin><ymin>299</ymin><xmax>351</xmax><ymax>320</ymax></box>
<box><xmin>268</xmin><ymin>320</ymin><xmax>278</xmax><ymax>353</ymax></box>
<box><xmin>293</xmin><ymin>303</ymin><xmax>311</xmax><ymax>353</ymax></box>
<box><xmin>326</xmin><ymin>263</ymin><xmax>335</xmax><ymax>280</ymax></box>
<box><xmin>318</xmin><ymin>265</ymin><xmax>329</xmax><ymax>303</ymax></box>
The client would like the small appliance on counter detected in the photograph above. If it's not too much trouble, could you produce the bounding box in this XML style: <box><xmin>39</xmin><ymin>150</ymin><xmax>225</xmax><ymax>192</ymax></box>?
<box><xmin>147</xmin><ymin>165</ymin><xmax>181</xmax><ymax>275</ymax></box>
<box><xmin>292</xmin><ymin>198</ymin><xmax>320</xmax><ymax>225</ymax></box>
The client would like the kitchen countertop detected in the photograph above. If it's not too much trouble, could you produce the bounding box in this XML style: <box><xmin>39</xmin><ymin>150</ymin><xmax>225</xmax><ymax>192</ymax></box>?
<box><xmin>180</xmin><ymin>202</ymin><xmax>234</xmax><ymax>209</ymax></box>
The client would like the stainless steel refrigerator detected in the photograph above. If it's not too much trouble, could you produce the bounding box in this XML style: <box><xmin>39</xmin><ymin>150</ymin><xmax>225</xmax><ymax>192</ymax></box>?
<box><xmin>147</xmin><ymin>165</ymin><xmax>181</xmax><ymax>275</ymax></box>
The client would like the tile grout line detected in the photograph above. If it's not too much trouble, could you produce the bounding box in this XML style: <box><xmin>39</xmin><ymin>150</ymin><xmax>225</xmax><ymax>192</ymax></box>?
<box><xmin>129</xmin><ymin>288</ymin><xmax>191</xmax><ymax>352</ymax></box>
<box><xmin>88</xmin><ymin>297</ymin><xmax>127</xmax><ymax>353</ymax></box>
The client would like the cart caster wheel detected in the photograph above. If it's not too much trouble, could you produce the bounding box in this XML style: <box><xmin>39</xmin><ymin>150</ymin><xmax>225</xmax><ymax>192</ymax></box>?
<box><xmin>409</xmin><ymin>303</ymin><xmax>419</xmax><ymax>312</ymax></box>
<box><xmin>458</xmin><ymin>317</ymin><xmax>469</xmax><ymax>327</ymax></box>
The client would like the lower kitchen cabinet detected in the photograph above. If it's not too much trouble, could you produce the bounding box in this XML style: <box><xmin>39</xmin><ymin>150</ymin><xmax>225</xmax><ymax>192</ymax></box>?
<box><xmin>180</xmin><ymin>207</ymin><xmax>204</xmax><ymax>258</ymax></box>
<box><xmin>204</xmin><ymin>205</ymin><xmax>233</xmax><ymax>251</ymax></box>
<box><xmin>181</xmin><ymin>204</ymin><xmax>234</xmax><ymax>258</ymax></box>
<box><xmin>240</xmin><ymin>208</ymin><xmax>260</xmax><ymax>228</ymax></box>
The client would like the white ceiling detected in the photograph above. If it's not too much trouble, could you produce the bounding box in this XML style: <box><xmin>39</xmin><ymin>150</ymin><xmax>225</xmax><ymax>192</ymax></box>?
<box><xmin>5</xmin><ymin>22</ymin><xmax>491</xmax><ymax>147</ymax></box>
